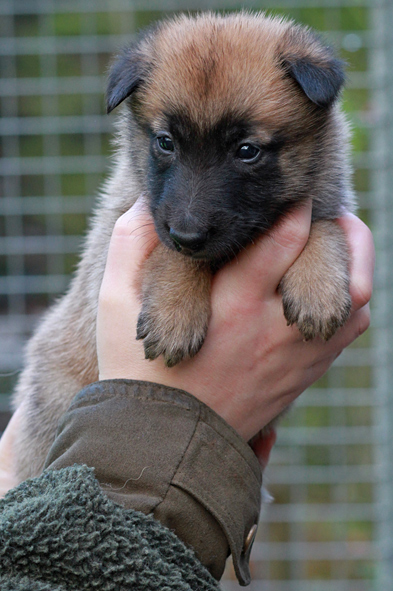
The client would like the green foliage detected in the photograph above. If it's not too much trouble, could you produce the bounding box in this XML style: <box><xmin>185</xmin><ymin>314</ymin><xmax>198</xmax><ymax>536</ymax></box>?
<box><xmin>14</xmin><ymin>14</ymin><xmax>40</xmax><ymax>37</ymax></box>
<box><xmin>58</xmin><ymin>94</ymin><xmax>84</xmax><ymax>116</ymax></box>
<box><xmin>16</xmin><ymin>54</ymin><xmax>40</xmax><ymax>77</ymax></box>
<box><xmin>18</xmin><ymin>96</ymin><xmax>42</xmax><ymax>117</ymax></box>
<box><xmin>60</xmin><ymin>134</ymin><xmax>85</xmax><ymax>157</ymax></box>
<box><xmin>53</xmin><ymin>13</ymin><xmax>82</xmax><ymax>36</ymax></box>
<box><xmin>19</xmin><ymin>135</ymin><xmax>44</xmax><ymax>158</ymax></box>
<box><xmin>60</xmin><ymin>173</ymin><xmax>86</xmax><ymax>196</ymax></box>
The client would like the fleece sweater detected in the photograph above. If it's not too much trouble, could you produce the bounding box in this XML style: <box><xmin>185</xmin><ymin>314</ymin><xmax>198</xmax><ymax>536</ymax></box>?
<box><xmin>0</xmin><ymin>464</ymin><xmax>219</xmax><ymax>591</ymax></box>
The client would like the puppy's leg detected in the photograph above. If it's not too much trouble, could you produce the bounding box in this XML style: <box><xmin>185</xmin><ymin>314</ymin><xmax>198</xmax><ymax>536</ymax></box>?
<box><xmin>12</xmin><ymin>289</ymin><xmax>99</xmax><ymax>481</ymax></box>
<box><xmin>14</xmin><ymin>370</ymin><xmax>87</xmax><ymax>480</ymax></box>
<box><xmin>137</xmin><ymin>245</ymin><xmax>212</xmax><ymax>367</ymax></box>
<box><xmin>280</xmin><ymin>220</ymin><xmax>351</xmax><ymax>341</ymax></box>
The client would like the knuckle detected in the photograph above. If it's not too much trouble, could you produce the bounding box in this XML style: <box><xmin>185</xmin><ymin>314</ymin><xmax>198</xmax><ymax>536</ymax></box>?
<box><xmin>274</xmin><ymin>224</ymin><xmax>309</xmax><ymax>251</ymax></box>
<box><xmin>272</xmin><ymin>214</ymin><xmax>310</xmax><ymax>252</ymax></box>
<box><xmin>351</xmin><ymin>279</ymin><xmax>373</xmax><ymax>311</ymax></box>
<box><xmin>113</xmin><ymin>214</ymin><xmax>133</xmax><ymax>238</ymax></box>
<box><xmin>229</xmin><ymin>297</ymin><xmax>257</xmax><ymax>320</ymax></box>
<box><xmin>217</xmin><ymin>288</ymin><xmax>260</xmax><ymax>323</ymax></box>
<box><xmin>356</xmin><ymin>305</ymin><xmax>371</xmax><ymax>337</ymax></box>
<box><xmin>112</xmin><ymin>210</ymin><xmax>158</xmax><ymax>253</ymax></box>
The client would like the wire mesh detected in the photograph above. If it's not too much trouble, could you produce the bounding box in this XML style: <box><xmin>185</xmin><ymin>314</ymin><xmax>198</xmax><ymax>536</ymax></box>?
<box><xmin>0</xmin><ymin>0</ymin><xmax>389</xmax><ymax>588</ymax></box>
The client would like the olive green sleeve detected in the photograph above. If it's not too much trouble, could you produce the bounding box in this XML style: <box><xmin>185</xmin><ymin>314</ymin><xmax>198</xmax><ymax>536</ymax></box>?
<box><xmin>44</xmin><ymin>379</ymin><xmax>262</xmax><ymax>586</ymax></box>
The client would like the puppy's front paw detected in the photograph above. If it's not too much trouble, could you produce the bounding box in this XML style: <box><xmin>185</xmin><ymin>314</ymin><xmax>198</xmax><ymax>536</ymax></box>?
<box><xmin>136</xmin><ymin>246</ymin><xmax>212</xmax><ymax>367</ymax></box>
<box><xmin>136</xmin><ymin>299</ymin><xmax>209</xmax><ymax>367</ymax></box>
<box><xmin>280</xmin><ymin>273</ymin><xmax>351</xmax><ymax>341</ymax></box>
<box><xmin>279</xmin><ymin>219</ymin><xmax>352</xmax><ymax>341</ymax></box>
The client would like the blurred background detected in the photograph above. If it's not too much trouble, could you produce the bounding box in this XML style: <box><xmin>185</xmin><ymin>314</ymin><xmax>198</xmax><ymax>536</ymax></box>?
<box><xmin>0</xmin><ymin>0</ymin><xmax>392</xmax><ymax>589</ymax></box>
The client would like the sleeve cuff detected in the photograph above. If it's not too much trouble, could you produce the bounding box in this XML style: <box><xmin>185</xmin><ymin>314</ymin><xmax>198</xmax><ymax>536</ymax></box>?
<box><xmin>44</xmin><ymin>379</ymin><xmax>262</xmax><ymax>585</ymax></box>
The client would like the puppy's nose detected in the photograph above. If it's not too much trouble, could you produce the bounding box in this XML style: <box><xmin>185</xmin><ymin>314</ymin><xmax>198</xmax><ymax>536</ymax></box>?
<box><xmin>169</xmin><ymin>228</ymin><xmax>207</xmax><ymax>253</ymax></box>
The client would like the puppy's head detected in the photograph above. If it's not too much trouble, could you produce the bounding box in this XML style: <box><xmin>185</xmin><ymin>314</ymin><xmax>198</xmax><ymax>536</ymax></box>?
<box><xmin>107</xmin><ymin>13</ymin><xmax>346</xmax><ymax>263</ymax></box>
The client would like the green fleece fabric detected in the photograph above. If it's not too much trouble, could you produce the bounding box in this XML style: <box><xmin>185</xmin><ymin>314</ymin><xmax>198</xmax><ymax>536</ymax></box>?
<box><xmin>0</xmin><ymin>464</ymin><xmax>219</xmax><ymax>591</ymax></box>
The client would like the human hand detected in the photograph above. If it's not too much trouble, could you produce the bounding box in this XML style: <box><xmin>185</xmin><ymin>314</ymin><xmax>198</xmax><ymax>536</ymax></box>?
<box><xmin>97</xmin><ymin>199</ymin><xmax>374</xmax><ymax>442</ymax></box>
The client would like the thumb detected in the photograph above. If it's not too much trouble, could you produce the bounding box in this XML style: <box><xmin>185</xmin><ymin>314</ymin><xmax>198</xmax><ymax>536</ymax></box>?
<box><xmin>97</xmin><ymin>198</ymin><xmax>159</xmax><ymax>380</ymax></box>
<box><xmin>100</xmin><ymin>197</ymin><xmax>159</xmax><ymax>302</ymax></box>
<box><xmin>0</xmin><ymin>404</ymin><xmax>24</xmax><ymax>497</ymax></box>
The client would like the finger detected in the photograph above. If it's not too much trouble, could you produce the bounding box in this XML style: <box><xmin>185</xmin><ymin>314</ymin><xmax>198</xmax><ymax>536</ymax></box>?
<box><xmin>293</xmin><ymin>304</ymin><xmax>370</xmax><ymax>400</ymax></box>
<box><xmin>309</xmin><ymin>303</ymin><xmax>370</xmax><ymax>366</ymax></box>
<box><xmin>216</xmin><ymin>200</ymin><xmax>312</xmax><ymax>299</ymax></box>
<box><xmin>100</xmin><ymin>197</ymin><xmax>159</xmax><ymax>302</ymax></box>
<box><xmin>0</xmin><ymin>405</ymin><xmax>24</xmax><ymax>497</ymax></box>
<box><xmin>97</xmin><ymin>198</ymin><xmax>159</xmax><ymax>378</ymax></box>
<box><xmin>335</xmin><ymin>302</ymin><xmax>371</xmax><ymax>348</ymax></box>
<box><xmin>337</xmin><ymin>213</ymin><xmax>375</xmax><ymax>311</ymax></box>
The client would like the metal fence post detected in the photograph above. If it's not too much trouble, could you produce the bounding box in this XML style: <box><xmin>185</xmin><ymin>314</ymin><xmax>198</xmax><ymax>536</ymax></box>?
<box><xmin>371</xmin><ymin>0</ymin><xmax>393</xmax><ymax>588</ymax></box>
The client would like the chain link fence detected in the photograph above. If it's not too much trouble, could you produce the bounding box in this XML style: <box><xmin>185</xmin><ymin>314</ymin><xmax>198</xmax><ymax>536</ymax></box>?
<box><xmin>0</xmin><ymin>0</ymin><xmax>391</xmax><ymax>588</ymax></box>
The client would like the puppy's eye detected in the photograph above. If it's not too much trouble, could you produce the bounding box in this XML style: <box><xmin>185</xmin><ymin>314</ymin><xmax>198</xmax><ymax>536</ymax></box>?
<box><xmin>157</xmin><ymin>136</ymin><xmax>174</xmax><ymax>153</ymax></box>
<box><xmin>236</xmin><ymin>143</ymin><xmax>260</xmax><ymax>163</ymax></box>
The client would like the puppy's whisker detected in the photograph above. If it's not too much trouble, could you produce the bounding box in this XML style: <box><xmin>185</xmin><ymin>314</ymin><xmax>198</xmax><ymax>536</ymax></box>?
<box><xmin>134</xmin><ymin>230</ymin><xmax>155</xmax><ymax>239</ymax></box>
<box><xmin>138</xmin><ymin>239</ymin><xmax>154</xmax><ymax>248</ymax></box>
<box><xmin>129</xmin><ymin>223</ymin><xmax>155</xmax><ymax>237</ymax></box>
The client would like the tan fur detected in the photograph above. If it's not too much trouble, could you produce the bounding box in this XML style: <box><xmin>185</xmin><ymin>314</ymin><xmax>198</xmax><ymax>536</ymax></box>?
<box><xmin>141</xmin><ymin>15</ymin><xmax>318</xmax><ymax>132</ymax></box>
<box><xmin>12</xmin><ymin>12</ymin><xmax>354</xmax><ymax>481</ymax></box>
<box><xmin>280</xmin><ymin>220</ymin><xmax>351</xmax><ymax>340</ymax></box>
<box><xmin>138</xmin><ymin>246</ymin><xmax>211</xmax><ymax>367</ymax></box>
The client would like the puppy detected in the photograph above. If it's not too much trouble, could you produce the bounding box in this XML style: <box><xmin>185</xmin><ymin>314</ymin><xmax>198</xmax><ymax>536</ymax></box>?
<box><xmin>12</xmin><ymin>12</ymin><xmax>355</xmax><ymax>480</ymax></box>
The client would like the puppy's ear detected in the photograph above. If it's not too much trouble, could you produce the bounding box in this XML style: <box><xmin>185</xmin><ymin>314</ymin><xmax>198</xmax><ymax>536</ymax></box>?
<box><xmin>281</xmin><ymin>28</ymin><xmax>345</xmax><ymax>108</ymax></box>
<box><xmin>106</xmin><ymin>44</ymin><xmax>149</xmax><ymax>114</ymax></box>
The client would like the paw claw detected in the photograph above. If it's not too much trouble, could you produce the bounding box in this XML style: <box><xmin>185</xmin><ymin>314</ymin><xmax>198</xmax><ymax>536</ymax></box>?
<box><xmin>143</xmin><ymin>340</ymin><xmax>161</xmax><ymax>361</ymax></box>
<box><xmin>136</xmin><ymin>314</ymin><xmax>149</xmax><ymax>340</ymax></box>
<box><xmin>282</xmin><ymin>287</ymin><xmax>351</xmax><ymax>341</ymax></box>
<box><xmin>164</xmin><ymin>353</ymin><xmax>183</xmax><ymax>368</ymax></box>
<box><xmin>136</xmin><ymin>303</ymin><xmax>208</xmax><ymax>366</ymax></box>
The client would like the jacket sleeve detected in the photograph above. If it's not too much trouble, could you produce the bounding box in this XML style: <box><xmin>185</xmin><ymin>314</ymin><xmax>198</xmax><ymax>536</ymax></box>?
<box><xmin>44</xmin><ymin>379</ymin><xmax>262</xmax><ymax>585</ymax></box>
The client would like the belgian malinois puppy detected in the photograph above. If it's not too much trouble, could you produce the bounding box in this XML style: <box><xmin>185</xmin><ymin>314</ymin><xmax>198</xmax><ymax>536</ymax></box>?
<box><xmin>12</xmin><ymin>12</ymin><xmax>355</xmax><ymax>480</ymax></box>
